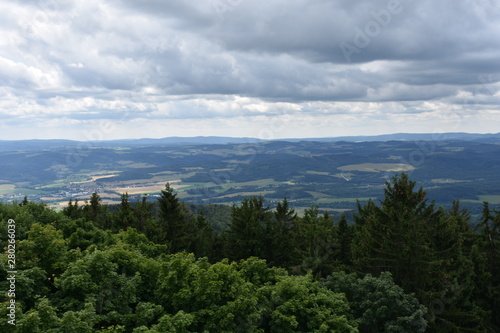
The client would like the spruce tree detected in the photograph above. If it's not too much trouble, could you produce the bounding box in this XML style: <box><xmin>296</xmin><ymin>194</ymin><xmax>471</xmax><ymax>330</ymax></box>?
<box><xmin>116</xmin><ymin>193</ymin><xmax>134</xmax><ymax>230</ymax></box>
<box><xmin>476</xmin><ymin>202</ymin><xmax>500</xmax><ymax>330</ymax></box>
<box><xmin>352</xmin><ymin>173</ymin><xmax>439</xmax><ymax>292</ymax></box>
<box><xmin>291</xmin><ymin>206</ymin><xmax>336</xmax><ymax>278</ymax></box>
<box><xmin>337</xmin><ymin>214</ymin><xmax>353</xmax><ymax>267</ymax></box>
<box><xmin>352</xmin><ymin>173</ymin><xmax>488</xmax><ymax>332</ymax></box>
<box><xmin>157</xmin><ymin>183</ymin><xmax>189</xmax><ymax>252</ymax></box>
<box><xmin>263</xmin><ymin>198</ymin><xmax>297</xmax><ymax>268</ymax></box>
<box><xmin>225</xmin><ymin>196</ymin><xmax>271</xmax><ymax>261</ymax></box>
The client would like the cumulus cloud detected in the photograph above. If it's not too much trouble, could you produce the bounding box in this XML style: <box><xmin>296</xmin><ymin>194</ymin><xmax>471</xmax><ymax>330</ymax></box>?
<box><xmin>0</xmin><ymin>0</ymin><xmax>498</xmax><ymax>139</ymax></box>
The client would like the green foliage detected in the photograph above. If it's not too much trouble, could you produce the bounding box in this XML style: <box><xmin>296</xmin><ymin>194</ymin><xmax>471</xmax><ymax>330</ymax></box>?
<box><xmin>352</xmin><ymin>173</ymin><xmax>441</xmax><ymax>292</ymax></box>
<box><xmin>337</xmin><ymin>214</ymin><xmax>353</xmax><ymax>267</ymax></box>
<box><xmin>54</xmin><ymin>248</ymin><xmax>141</xmax><ymax>321</ymax></box>
<box><xmin>157</xmin><ymin>183</ymin><xmax>189</xmax><ymax>250</ymax></box>
<box><xmin>352</xmin><ymin>173</ymin><xmax>493</xmax><ymax>331</ymax></box>
<box><xmin>323</xmin><ymin>271</ymin><xmax>427</xmax><ymax>332</ymax></box>
<box><xmin>18</xmin><ymin>223</ymin><xmax>68</xmax><ymax>274</ymax></box>
<box><xmin>155</xmin><ymin>254</ymin><xmax>357</xmax><ymax>332</ymax></box>
<box><xmin>0</xmin><ymin>264</ymin><xmax>48</xmax><ymax>309</ymax></box>
<box><xmin>0</xmin><ymin>174</ymin><xmax>498</xmax><ymax>331</ymax></box>
<box><xmin>474</xmin><ymin>202</ymin><xmax>500</xmax><ymax>330</ymax></box>
<box><xmin>226</xmin><ymin>196</ymin><xmax>272</xmax><ymax>260</ymax></box>
<box><xmin>291</xmin><ymin>206</ymin><xmax>337</xmax><ymax>278</ymax></box>
<box><xmin>261</xmin><ymin>274</ymin><xmax>357</xmax><ymax>333</ymax></box>
<box><xmin>263</xmin><ymin>198</ymin><xmax>297</xmax><ymax>268</ymax></box>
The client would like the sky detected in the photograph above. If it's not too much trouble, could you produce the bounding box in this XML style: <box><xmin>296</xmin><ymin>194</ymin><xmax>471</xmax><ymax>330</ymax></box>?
<box><xmin>0</xmin><ymin>0</ymin><xmax>499</xmax><ymax>141</ymax></box>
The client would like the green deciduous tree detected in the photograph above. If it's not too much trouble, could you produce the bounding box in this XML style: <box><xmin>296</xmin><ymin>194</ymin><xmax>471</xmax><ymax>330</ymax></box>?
<box><xmin>323</xmin><ymin>271</ymin><xmax>427</xmax><ymax>333</ymax></box>
<box><xmin>18</xmin><ymin>223</ymin><xmax>68</xmax><ymax>275</ymax></box>
<box><xmin>54</xmin><ymin>248</ymin><xmax>142</xmax><ymax>324</ymax></box>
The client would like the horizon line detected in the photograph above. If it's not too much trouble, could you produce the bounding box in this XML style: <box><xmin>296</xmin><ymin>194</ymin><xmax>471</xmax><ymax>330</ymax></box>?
<box><xmin>1</xmin><ymin>131</ymin><xmax>500</xmax><ymax>143</ymax></box>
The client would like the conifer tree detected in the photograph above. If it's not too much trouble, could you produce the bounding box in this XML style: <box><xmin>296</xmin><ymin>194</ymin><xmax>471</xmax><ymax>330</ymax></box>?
<box><xmin>134</xmin><ymin>194</ymin><xmax>156</xmax><ymax>237</ymax></box>
<box><xmin>352</xmin><ymin>173</ymin><xmax>439</xmax><ymax>292</ymax></box>
<box><xmin>263</xmin><ymin>198</ymin><xmax>297</xmax><ymax>268</ymax></box>
<box><xmin>83</xmin><ymin>192</ymin><xmax>111</xmax><ymax>229</ymax></box>
<box><xmin>157</xmin><ymin>183</ymin><xmax>189</xmax><ymax>252</ymax></box>
<box><xmin>337</xmin><ymin>214</ymin><xmax>353</xmax><ymax>267</ymax></box>
<box><xmin>116</xmin><ymin>193</ymin><xmax>134</xmax><ymax>230</ymax></box>
<box><xmin>225</xmin><ymin>196</ymin><xmax>271</xmax><ymax>260</ymax></box>
<box><xmin>186</xmin><ymin>213</ymin><xmax>215</xmax><ymax>259</ymax></box>
<box><xmin>476</xmin><ymin>202</ymin><xmax>500</xmax><ymax>330</ymax></box>
<box><xmin>292</xmin><ymin>206</ymin><xmax>336</xmax><ymax>278</ymax></box>
<box><xmin>352</xmin><ymin>173</ymin><xmax>488</xmax><ymax>332</ymax></box>
<box><xmin>63</xmin><ymin>198</ymin><xmax>83</xmax><ymax>219</ymax></box>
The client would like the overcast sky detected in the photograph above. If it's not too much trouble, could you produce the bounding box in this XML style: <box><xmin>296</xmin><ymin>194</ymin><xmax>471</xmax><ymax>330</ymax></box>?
<box><xmin>0</xmin><ymin>0</ymin><xmax>499</xmax><ymax>140</ymax></box>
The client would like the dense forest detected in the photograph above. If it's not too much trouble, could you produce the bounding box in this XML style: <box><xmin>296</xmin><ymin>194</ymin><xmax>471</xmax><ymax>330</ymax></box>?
<box><xmin>1</xmin><ymin>173</ymin><xmax>499</xmax><ymax>332</ymax></box>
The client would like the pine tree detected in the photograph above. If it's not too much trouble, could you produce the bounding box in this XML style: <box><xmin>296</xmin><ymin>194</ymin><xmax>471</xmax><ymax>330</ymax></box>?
<box><xmin>20</xmin><ymin>195</ymin><xmax>29</xmax><ymax>206</ymax></box>
<box><xmin>264</xmin><ymin>198</ymin><xmax>297</xmax><ymax>268</ymax></box>
<box><xmin>337</xmin><ymin>214</ymin><xmax>353</xmax><ymax>267</ymax></box>
<box><xmin>186</xmin><ymin>213</ymin><xmax>215</xmax><ymax>259</ymax></box>
<box><xmin>83</xmin><ymin>192</ymin><xmax>110</xmax><ymax>228</ymax></box>
<box><xmin>352</xmin><ymin>173</ymin><xmax>489</xmax><ymax>332</ymax></box>
<box><xmin>157</xmin><ymin>183</ymin><xmax>189</xmax><ymax>252</ymax></box>
<box><xmin>225</xmin><ymin>196</ymin><xmax>271</xmax><ymax>261</ymax></box>
<box><xmin>291</xmin><ymin>206</ymin><xmax>336</xmax><ymax>278</ymax></box>
<box><xmin>475</xmin><ymin>202</ymin><xmax>500</xmax><ymax>330</ymax></box>
<box><xmin>134</xmin><ymin>194</ymin><xmax>156</xmax><ymax>237</ymax></box>
<box><xmin>352</xmin><ymin>173</ymin><xmax>440</xmax><ymax>292</ymax></box>
<box><xmin>63</xmin><ymin>198</ymin><xmax>83</xmax><ymax>219</ymax></box>
<box><xmin>116</xmin><ymin>193</ymin><xmax>134</xmax><ymax>230</ymax></box>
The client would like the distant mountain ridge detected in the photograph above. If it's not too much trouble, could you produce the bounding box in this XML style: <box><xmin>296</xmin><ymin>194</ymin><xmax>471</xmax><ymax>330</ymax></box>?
<box><xmin>0</xmin><ymin>133</ymin><xmax>499</xmax><ymax>152</ymax></box>
<box><xmin>281</xmin><ymin>132</ymin><xmax>500</xmax><ymax>143</ymax></box>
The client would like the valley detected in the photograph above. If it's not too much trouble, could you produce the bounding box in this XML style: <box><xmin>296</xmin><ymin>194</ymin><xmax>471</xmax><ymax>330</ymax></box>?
<box><xmin>0</xmin><ymin>135</ymin><xmax>499</xmax><ymax>216</ymax></box>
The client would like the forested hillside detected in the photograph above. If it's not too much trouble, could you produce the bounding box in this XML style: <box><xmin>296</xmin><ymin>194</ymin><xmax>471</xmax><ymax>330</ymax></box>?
<box><xmin>1</xmin><ymin>138</ymin><xmax>500</xmax><ymax>217</ymax></box>
<box><xmin>1</xmin><ymin>174</ymin><xmax>499</xmax><ymax>332</ymax></box>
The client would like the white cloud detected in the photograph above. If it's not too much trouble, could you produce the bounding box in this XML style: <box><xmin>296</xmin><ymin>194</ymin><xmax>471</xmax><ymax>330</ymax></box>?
<box><xmin>0</xmin><ymin>0</ymin><xmax>498</xmax><ymax>140</ymax></box>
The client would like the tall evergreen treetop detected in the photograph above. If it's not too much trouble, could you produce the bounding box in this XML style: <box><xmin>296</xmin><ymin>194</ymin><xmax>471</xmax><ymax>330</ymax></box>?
<box><xmin>157</xmin><ymin>183</ymin><xmax>189</xmax><ymax>251</ymax></box>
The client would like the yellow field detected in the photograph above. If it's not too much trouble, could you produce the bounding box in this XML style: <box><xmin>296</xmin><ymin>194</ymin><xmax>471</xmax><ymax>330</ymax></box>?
<box><xmin>431</xmin><ymin>178</ymin><xmax>468</xmax><ymax>184</ymax></box>
<box><xmin>338</xmin><ymin>163</ymin><xmax>415</xmax><ymax>172</ymax></box>
<box><xmin>113</xmin><ymin>180</ymin><xmax>188</xmax><ymax>195</ymax></box>
<box><xmin>306</xmin><ymin>171</ymin><xmax>330</xmax><ymax>175</ymax></box>
<box><xmin>210</xmin><ymin>191</ymin><xmax>276</xmax><ymax>200</ymax></box>
<box><xmin>92</xmin><ymin>174</ymin><xmax>119</xmax><ymax>181</ymax></box>
<box><xmin>71</xmin><ymin>174</ymin><xmax>119</xmax><ymax>184</ymax></box>
<box><xmin>41</xmin><ymin>196</ymin><xmax>66</xmax><ymax>202</ymax></box>
<box><xmin>125</xmin><ymin>163</ymin><xmax>157</xmax><ymax>169</ymax></box>
<box><xmin>150</xmin><ymin>171</ymin><xmax>178</xmax><ymax>176</ymax></box>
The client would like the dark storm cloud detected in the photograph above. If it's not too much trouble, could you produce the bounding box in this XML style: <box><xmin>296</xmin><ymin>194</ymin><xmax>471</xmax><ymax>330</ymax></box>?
<box><xmin>1</xmin><ymin>0</ymin><xmax>499</xmax><ymax>139</ymax></box>
<box><xmin>106</xmin><ymin>0</ymin><xmax>500</xmax><ymax>101</ymax></box>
